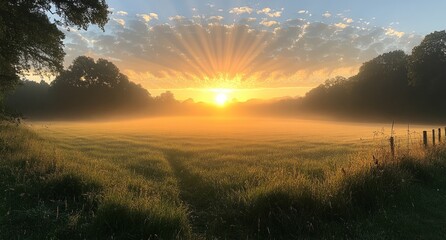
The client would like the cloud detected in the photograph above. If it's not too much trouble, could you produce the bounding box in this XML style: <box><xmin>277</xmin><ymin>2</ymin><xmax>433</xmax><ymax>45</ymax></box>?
<box><xmin>334</xmin><ymin>22</ymin><xmax>349</xmax><ymax>29</ymax></box>
<box><xmin>257</xmin><ymin>8</ymin><xmax>282</xmax><ymax>18</ymax></box>
<box><xmin>297</xmin><ymin>10</ymin><xmax>312</xmax><ymax>17</ymax></box>
<box><xmin>169</xmin><ymin>15</ymin><xmax>186</xmax><ymax>21</ymax></box>
<box><xmin>385</xmin><ymin>27</ymin><xmax>405</xmax><ymax>38</ymax></box>
<box><xmin>322</xmin><ymin>12</ymin><xmax>332</xmax><ymax>18</ymax></box>
<box><xmin>208</xmin><ymin>15</ymin><xmax>224</xmax><ymax>23</ymax></box>
<box><xmin>343</xmin><ymin>18</ymin><xmax>354</xmax><ymax>23</ymax></box>
<box><xmin>115</xmin><ymin>11</ymin><xmax>128</xmax><ymax>16</ymax></box>
<box><xmin>63</xmin><ymin>16</ymin><xmax>421</xmax><ymax>90</ymax></box>
<box><xmin>229</xmin><ymin>6</ymin><xmax>253</xmax><ymax>15</ymax></box>
<box><xmin>112</xmin><ymin>18</ymin><xmax>125</xmax><ymax>26</ymax></box>
<box><xmin>260</xmin><ymin>19</ymin><xmax>279</xmax><ymax>27</ymax></box>
<box><xmin>137</xmin><ymin>13</ymin><xmax>159</xmax><ymax>22</ymax></box>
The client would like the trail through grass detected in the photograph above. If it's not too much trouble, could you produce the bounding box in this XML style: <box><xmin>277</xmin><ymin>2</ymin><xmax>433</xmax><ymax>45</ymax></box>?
<box><xmin>1</xmin><ymin>117</ymin><xmax>446</xmax><ymax>239</ymax></box>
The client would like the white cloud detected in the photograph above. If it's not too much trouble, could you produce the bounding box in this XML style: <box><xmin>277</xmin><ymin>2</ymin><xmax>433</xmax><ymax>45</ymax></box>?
<box><xmin>257</xmin><ymin>8</ymin><xmax>282</xmax><ymax>18</ymax></box>
<box><xmin>322</xmin><ymin>12</ymin><xmax>331</xmax><ymax>18</ymax></box>
<box><xmin>137</xmin><ymin>13</ymin><xmax>159</xmax><ymax>22</ymax></box>
<box><xmin>385</xmin><ymin>27</ymin><xmax>405</xmax><ymax>38</ymax></box>
<box><xmin>344</xmin><ymin>18</ymin><xmax>354</xmax><ymax>23</ymax></box>
<box><xmin>169</xmin><ymin>15</ymin><xmax>185</xmax><ymax>21</ymax></box>
<box><xmin>150</xmin><ymin>13</ymin><xmax>159</xmax><ymax>19</ymax></box>
<box><xmin>116</xmin><ymin>11</ymin><xmax>128</xmax><ymax>16</ymax></box>
<box><xmin>260</xmin><ymin>19</ymin><xmax>278</xmax><ymax>27</ymax></box>
<box><xmin>297</xmin><ymin>10</ymin><xmax>312</xmax><ymax>17</ymax></box>
<box><xmin>208</xmin><ymin>16</ymin><xmax>224</xmax><ymax>21</ymax></box>
<box><xmin>334</xmin><ymin>22</ymin><xmax>349</xmax><ymax>29</ymax></box>
<box><xmin>112</xmin><ymin>18</ymin><xmax>125</xmax><ymax>26</ymax></box>
<box><xmin>229</xmin><ymin>6</ymin><xmax>253</xmax><ymax>15</ymax></box>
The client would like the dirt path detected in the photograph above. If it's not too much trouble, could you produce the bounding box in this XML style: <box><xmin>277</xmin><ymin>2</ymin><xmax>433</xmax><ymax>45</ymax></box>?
<box><xmin>162</xmin><ymin>148</ymin><xmax>224</xmax><ymax>238</ymax></box>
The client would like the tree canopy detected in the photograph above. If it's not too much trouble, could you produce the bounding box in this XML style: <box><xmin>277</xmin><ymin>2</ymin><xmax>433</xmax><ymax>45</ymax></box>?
<box><xmin>0</xmin><ymin>0</ymin><xmax>109</xmax><ymax>95</ymax></box>
<box><xmin>299</xmin><ymin>31</ymin><xmax>446</xmax><ymax>121</ymax></box>
<box><xmin>5</xmin><ymin>56</ymin><xmax>188</xmax><ymax>119</ymax></box>
<box><xmin>409</xmin><ymin>31</ymin><xmax>446</xmax><ymax>88</ymax></box>
<box><xmin>49</xmin><ymin>56</ymin><xmax>151</xmax><ymax>117</ymax></box>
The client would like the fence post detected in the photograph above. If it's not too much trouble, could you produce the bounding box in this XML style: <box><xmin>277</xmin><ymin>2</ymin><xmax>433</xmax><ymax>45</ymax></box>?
<box><xmin>389</xmin><ymin>136</ymin><xmax>395</xmax><ymax>159</ymax></box>
<box><xmin>423</xmin><ymin>131</ymin><xmax>428</xmax><ymax>148</ymax></box>
<box><xmin>439</xmin><ymin>128</ymin><xmax>442</xmax><ymax>143</ymax></box>
<box><xmin>432</xmin><ymin>129</ymin><xmax>436</xmax><ymax>146</ymax></box>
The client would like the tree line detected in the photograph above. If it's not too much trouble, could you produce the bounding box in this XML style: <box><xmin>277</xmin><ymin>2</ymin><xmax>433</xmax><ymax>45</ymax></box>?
<box><xmin>297</xmin><ymin>30</ymin><xmax>446</xmax><ymax>122</ymax></box>
<box><xmin>5</xmin><ymin>56</ymin><xmax>187</xmax><ymax>119</ymax></box>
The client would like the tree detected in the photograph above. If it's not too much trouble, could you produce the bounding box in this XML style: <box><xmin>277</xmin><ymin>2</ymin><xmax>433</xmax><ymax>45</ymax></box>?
<box><xmin>155</xmin><ymin>91</ymin><xmax>177</xmax><ymax>105</ymax></box>
<box><xmin>49</xmin><ymin>56</ymin><xmax>151</xmax><ymax>117</ymax></box>
<box><xmin>0</xmin><ymin>0</ymin><xmax>109</xmax><ymax>95</ymax></box>
<box><xmin>302</xmin><ymin>76</ymin><xmax>352</xmax><ymax>112</ymax></box>
<box><xmin>5</xmin><ymin>80</ymin><xmax>50</xmax><ymax>117</ymax></box>
<box><xmin>353</xmin><ymin>50</ymin><xmax>410</xmax><ymax>113</ymax></box>
<box><xmin>301</xmin><ymin>51</ymin><xmax>414</xmax><ymax>118</ymax></box>
<box><xmin>409</xmin><ymin>31</ymin><xmax>446</xmax><ymax>88</ymax></box>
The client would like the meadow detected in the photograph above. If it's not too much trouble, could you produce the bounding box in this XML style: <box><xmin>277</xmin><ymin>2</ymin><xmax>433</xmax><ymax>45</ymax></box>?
<box><xmin>1</xmin><ymin>117</ymin><xmax>446</xmax><ymax>239</ymax></box>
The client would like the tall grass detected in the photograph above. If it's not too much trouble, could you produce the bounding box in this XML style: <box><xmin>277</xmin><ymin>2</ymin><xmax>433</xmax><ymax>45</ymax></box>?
<box><xmin>1</xmin><ymin>120</ymin><xmax>446</xmax><ymax>239</ymax></box>
<box><xmin>0</xmin><ymin>123</ymin><xmax>191</xmax><ymax>239</ymax></box>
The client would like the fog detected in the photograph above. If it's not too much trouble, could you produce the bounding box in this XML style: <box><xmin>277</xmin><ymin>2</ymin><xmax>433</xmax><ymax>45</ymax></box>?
<box><xmin>31</xmin><ymin>116</ymin><xmax>432</xmax><ymax>144</ymax></box>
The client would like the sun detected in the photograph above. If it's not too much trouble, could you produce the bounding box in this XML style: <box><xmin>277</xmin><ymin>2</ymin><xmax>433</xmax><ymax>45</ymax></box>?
<box><xmin>215</xmin><ymin>93</ymin><xmax>228</xmax><ymax>106</ymax></box>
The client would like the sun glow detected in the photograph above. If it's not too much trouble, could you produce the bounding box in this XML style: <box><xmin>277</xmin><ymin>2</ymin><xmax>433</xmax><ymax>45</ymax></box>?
<box><xmin>215</xmin><ymin>93</ymin><xmax>228</xmax><ymax>106</ymax></box>
<box><xmin>211</xmin><ymin>88</ymin><xmax>232</xmax><ymax>106</ymax></box>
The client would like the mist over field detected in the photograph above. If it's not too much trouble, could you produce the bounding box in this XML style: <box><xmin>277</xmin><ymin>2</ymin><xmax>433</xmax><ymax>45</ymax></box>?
<box><xmin>32</xmin><ymin>117</ymin><xmax>427</xmax><ymax>140</ymax></box>
<box><xmin>3</xmin><ymin>0</ymin><xmax>446</xmax><ymax>239</ymax></box>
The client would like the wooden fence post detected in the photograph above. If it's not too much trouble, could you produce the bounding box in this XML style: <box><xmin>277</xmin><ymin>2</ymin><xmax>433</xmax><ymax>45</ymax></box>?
<box><xmin>423</xmin><ymin>131</ymin><xmax>428</xmax><ymax>148</ymax></box>
<box><xmin>389</xmin><ymin>136</ymin><xmax>395</xmax><ymax>159</ymax></box>
<box><xmin>432</xmin><ymin>129</ymin><xmax>436</xmax><ymax>146</ymax></box>
<box><xmin>439</xmin><ymin>128</ymin><xmax>442</xmax><ymax>143</ymax></box>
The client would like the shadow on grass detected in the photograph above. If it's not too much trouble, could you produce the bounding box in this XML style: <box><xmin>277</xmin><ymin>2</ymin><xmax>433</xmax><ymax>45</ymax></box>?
<box><xmin>0</xmin><ymin>169</ymin><xmax>103</xmax><ymax>239</ymax></box>
<box><xmin>92</xmin><ymin>200</ymin><xmax>191</xmax><ymax>239</ymax></box>
<box><xmin>230</xmin><ymin>155</ymin><xmax>441</xmax><ymax>239</ymax></box>
<box><xmin>0</xmin><ymin>125</ymin><xmax>191</xmax><ymax>240</ymax></box>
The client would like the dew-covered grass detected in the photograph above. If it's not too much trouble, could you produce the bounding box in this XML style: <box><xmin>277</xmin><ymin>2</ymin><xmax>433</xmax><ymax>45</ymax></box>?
<box><xmin>1</xmin><ymin>117</ymin><xmax>446</xmax><ymax>239</ymax></box>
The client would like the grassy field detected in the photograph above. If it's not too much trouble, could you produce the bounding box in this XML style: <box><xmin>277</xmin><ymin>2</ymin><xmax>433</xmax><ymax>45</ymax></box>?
<box><xmin>1</xmin><ymin>117</ymin><xmax>446</xmax><ymax>239</ymax></box>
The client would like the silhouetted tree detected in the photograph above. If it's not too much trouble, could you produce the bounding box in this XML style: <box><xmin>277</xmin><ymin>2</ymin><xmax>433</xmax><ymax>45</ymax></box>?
<box><xmin>5</xmin><ymin>80</ymin><xmax>50</xmax><ymax>117</ymax></box>
<box><xmin>353</xmin><ymin>50</ymin><xmax>410</xmax><ymax>114</ymax></box>
<box><xmin>298</xmin><ymin>31</ymin><xmax>446</xmax><ymax>121</ymax></box>
<box><xmin>49</xmin><ymin>56</ymin><xmax>151</xmax><ymax>117</ymax></box>
<box><xmin>409</xmin><ymin>31</ymin><xmax>446</xmax><ymax>88</ymax></box>
<box><xmin>155</xmin><ymin>91</ymin><xmax>177</xmax><ymax>104</ymax></box>
<box><xmin>303</xmin><ymin>76</ymin><xmax>352</xmax><ymax>112</ymax></box>
<box><xmin>0</xmin><ymin>0</ymin><xmax>109</xmax><ymax>104</ymax></box>
<box><xmin>408</xmin><ymin>31</ymin><xmax>446</xmax><ymax>115</ymax></box>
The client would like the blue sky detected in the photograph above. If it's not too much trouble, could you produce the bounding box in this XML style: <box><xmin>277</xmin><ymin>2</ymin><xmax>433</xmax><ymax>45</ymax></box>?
<box><xmin>59</xmin><ymin>1</ymin><xmax>445</xmax><ymax>101</ymax></box>
<box><xmin>106</xmin><ymin>0</ymin><xmax>446</xmax><ymax>34</ymax></box>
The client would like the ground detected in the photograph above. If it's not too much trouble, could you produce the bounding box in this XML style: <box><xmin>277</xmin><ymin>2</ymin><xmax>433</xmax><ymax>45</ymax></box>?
<box><xmin>1</xmin><ymin>117</ymin><xmax>446</xmax><ymax>239</ymax></box>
